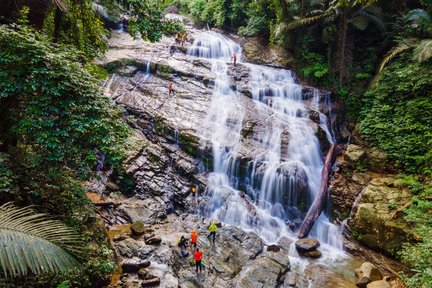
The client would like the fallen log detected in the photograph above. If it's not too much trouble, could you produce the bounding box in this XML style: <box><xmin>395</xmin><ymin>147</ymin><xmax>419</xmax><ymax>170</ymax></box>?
<box><xmin>298</xmin><ymin>143</ymin><xmax>337</xmax><ymax>238</ymax></box>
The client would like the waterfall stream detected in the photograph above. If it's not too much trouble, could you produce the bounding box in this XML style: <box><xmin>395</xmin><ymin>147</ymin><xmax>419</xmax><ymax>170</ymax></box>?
<box><xmin>187</xmin><ymin>31</ymin><xmax>346</xmax><ymax>263</ymax></box>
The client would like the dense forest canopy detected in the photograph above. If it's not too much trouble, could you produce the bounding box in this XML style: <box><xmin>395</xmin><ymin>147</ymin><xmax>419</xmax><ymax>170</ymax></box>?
<box><xmin>0</xmin><ymin>0</ymin><xmax>431</xmax><ymax>287</ymax></box>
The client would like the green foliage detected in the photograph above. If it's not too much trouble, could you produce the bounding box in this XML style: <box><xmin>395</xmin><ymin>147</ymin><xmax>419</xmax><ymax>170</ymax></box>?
<box><xmin>0</xmin><ymin>25</ymin><xmax>128</xmax><ymax>175</ymax></box>
<box><xmin>127</xmin><ymin>0</ymin><xmax>183</xmax><ymax>42</ymax></box>
<box><xmin>300</xmin><ymin>52</ymin><xmax>330</xmax><ymax>79</ymax></box>
<box><xmin>359</xmin><ymin>58</ymin><xmax>432</xmax><ymax>176</ymax></box>
<box><xmin>0</xmin><ymin>203</ymin><xmax>82</xmax><ymax>279</ymax></box>
<box><xmin>43</xmin><ymin>0</ymin><xmax>109</xmax><ymax>59</ymax></box>
<box><xmin>399</xmin><ymin>186</ymin><xmax>432</xmax><ymax>287</ymax></box>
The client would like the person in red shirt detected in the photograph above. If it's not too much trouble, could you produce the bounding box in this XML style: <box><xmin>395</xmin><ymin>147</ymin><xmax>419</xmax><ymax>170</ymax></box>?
<box><xmin>169</xmin><ymin>82</ymin><xmax>174</xmax><ymax>95</ymax></box>
<box><xmin>194</xmin><ymin>248</ymin><xmax>203</xmax><ymax>273</ymax></box>
<box><xmin>190</xmin><ymin>229</ymin><xmax>198</xmax><ymax>248</ymax></box>
<box><xmin>232</xmin><ymin>53</ymin><xmax>237</xmax><ymax>67</ymax></box>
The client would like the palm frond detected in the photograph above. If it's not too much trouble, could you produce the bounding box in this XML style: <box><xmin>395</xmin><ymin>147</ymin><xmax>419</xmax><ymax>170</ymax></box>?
<box><xmin>406</xmin><ymin>9</ymin><xmax>432</xmax><ymax>35</ymax></box>
<box><xmin>51</xmin><ymin>0</ymin><xmax>68</xmax><ymax>12</ymax></box>
<box><xmin>413</xmin><ymin>39</ymin><xmax>432</xmax><ymax>63</ymax></box>
<box><xmin>0</xmin><ymin>203</ymin><xmax>83</xmax><ymax>279</ymax></box>
<box><xmin>287</xmin><ymin>14</ymin><xmax>328</xmax><ymax>30</ymax></box>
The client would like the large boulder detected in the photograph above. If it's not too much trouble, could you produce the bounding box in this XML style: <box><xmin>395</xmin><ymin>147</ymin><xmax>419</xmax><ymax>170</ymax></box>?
<box><xmin>131</xmin><ymin>221</ymin><xmax>146</xmax><ymax>236</ymax></box>
<box><xmin>122</xmin><ymin>259</ymin><xmax>151</xmax><ymax>273</ymax></box>
<box><xmin>295</xmin><ymin>238</ymin><xmax>320</xmax><ymax>253</ymax></box>
<box><xmin>234</xmin><ymin>257</ymin><xmax>287</xmax><ymax>288</ymax></box>
<box><xmin>348</xmin><ymin>177</ymin><xmax>416</xmax><ymax>256</ymax></box>
<box><xmin>355</xmin><ymin>262</ymin><xmax>382</xmax><ymax>288</ymax></box>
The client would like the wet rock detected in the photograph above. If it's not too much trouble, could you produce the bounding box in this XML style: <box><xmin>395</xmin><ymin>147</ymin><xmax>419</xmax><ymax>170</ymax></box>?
<box><xmin>277</xmin><ymin>237</ymin><xmax>293</xmax><ymax>251</ymax></box>
<box><xmin>122</xmin><ymin>259</ymin><xmax>151</xmax><ymax>273</ymax></box>
<box><xmin>234</xmin><ymin>257</ymin><xmax>287</xmax><ymax>287</ymax></box>
<box><xmin>267</xmin><ymin>244</ymin><xmax>281</xmax><ymax>252</ymax></box>
<box><xmin>304</xmin><ymin>250</ymin><xmax>322</xmax><ymax>259</ymax></box>
<box><xmin>131</xmin><ymin>221</ymin><xmax>145</xmax><ymax>236</ymax></box>
<box><xmin>145</xmin><ymin>237</ymin><xmax>162</xmax><ymax>245</ymax></box>
<box><xmin>355</xmin><ymin>262</ymin><xmax>382</xmax><ymax>288</ymax></box>
<box><xmin>137</xmin><ymin>268</ymin><xmax>152</xmax><ymax>280</ymax></box>
<box><xmin>305</xmin><ymin>264</ymin><xmax>356</xmax><ymax>288</ymax></box>
<box><xmin>141</xmin><ymin>278</ymin><xmax>161</xmax><ymax>287</ymax></box>
<box><xmin>113</xmin><ymin>235</ymin><xmax>129</xmax><ymax>242</ymax></box>
<box><xmin>295</xmin><ymin>238</ymin><xmax>320</xmax><ymax>253</ymax></box>
<box><xmin>366</xmin><ymin>280</ymin><xmax>390</xmax><ymax>288</ymax></box>
<box><xmin>116</xmin><ymin>238</ymin><xmax>144</xmax><ymax>258</ymax></box>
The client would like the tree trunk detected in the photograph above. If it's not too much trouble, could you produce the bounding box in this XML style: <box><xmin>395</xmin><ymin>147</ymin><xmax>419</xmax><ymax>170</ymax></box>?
<box><xmin>298</xmin><ymin>143</ymin><xmax>337</xmax><ymax>238</ymax></box>
<box><xmin>279</xmin><ymin>0</ymin><xmax>289</xmax><ymax>21</ymax></box>
<box><xmin>53</xmin><ymin>7</ymin><xmax>63</xmax><ymax>42</ymax></box>
<box><xmin>337</xmin><ymin>7</ymin><xmax>348</xmax><ymax>83</ymax></box>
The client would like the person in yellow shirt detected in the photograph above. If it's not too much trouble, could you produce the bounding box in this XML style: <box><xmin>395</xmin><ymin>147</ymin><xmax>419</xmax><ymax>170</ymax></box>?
<box><xmin>207</xmin><ymin>222</ymin><xmax>218</xmax><ymax>245</ymax></box>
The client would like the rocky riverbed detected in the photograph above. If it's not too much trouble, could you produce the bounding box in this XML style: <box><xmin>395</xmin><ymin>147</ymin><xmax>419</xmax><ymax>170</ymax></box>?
<box><xmin>89</xmin><ymin>14</ymin><xmax>409</xmax><ymax>288</ymax></box>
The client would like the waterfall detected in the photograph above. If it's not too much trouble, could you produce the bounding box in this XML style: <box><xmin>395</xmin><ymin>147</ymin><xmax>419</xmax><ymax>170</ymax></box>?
<box><xmin>187</xmin><ymin>32</ymin><xmax>345</xmax><ymax>259</ymax></box>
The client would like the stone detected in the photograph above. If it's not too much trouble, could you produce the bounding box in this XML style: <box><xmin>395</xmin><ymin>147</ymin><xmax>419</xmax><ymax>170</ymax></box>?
<box><xmin>348</xmin><ymin>177</ymin><xmax>415</xmax><ymax>255</ymax></box>
<box><xmin>355</xmin><ymin>262</ymin><xmax>383</xmax><ymax>288</ymax></box>
<box><xmin>114</xmin><ymin>235</ymin><xmax>129</xmax><ymax>242</ymax></box>
<box><xmin>131</xmin><ymin>221</ymin><xmax>145</xmax><ymax>236</ymax></box>
<box><xmin>141</xmin><ymin>278</ymin><xmax>161</xmax><ymax>287</ymax></box>
<box><xmin>304</xmin><ymin>250</ymin><xmax>322</xmax><ymax>258</ymax></box>
<box><xmin>295</xmin><ymin>238</ymin><xmax>320</xmax><ymax>253</ymax></box>
<box><xmin>145</xmin><ymin>237</ymin><xmax>162</xmax><ymax>245</ymax></box>
<box><xmin>267</xmin><ymin>244</ymin><xmax>281</xmax><ymax>252</ymax></box>
<box><xmin>234</xmin><ymin>257</ymin><xmax>287</xmax><ymax>288</ymax></box>
<box><xmin>116</xmin><ymin>238</ymin><xmax>144</xmax><ymax>258</ymax></box>
<box><xmin>344</xmin><ymin>144</ymin><xmax>366</xmax><ymax>163</ymax></box>
<box><xmin>366</xmin><ymin>280</ymin><xmax>391</xmax><ymax>288</ymax></box>
<box><xmin>122</xmin><ymin>260</ymin><xmax>151</xmax><ymax>273</ymax></box>
<box><xmin>138</xmin><ymin>268</ymin><xmax>149</xmax><ymax>280</ymax></box>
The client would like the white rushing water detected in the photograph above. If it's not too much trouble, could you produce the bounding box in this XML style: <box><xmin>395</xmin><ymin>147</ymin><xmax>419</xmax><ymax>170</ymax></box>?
<box><xmin>187</xmin><ymin>31</ymin><xmax>346</xmax><ymax>262</ymax></box>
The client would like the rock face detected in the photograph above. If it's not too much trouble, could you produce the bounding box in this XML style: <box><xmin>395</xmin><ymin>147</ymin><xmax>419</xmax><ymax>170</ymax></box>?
<box><xmin>348</xmin><ymin>177</ymin><xmax>416</xmax><ymax>256</ymax></box>
<box><xmin>355</xmin><ymin>262</ymin><xmax>383</xmax><ymax>288</ymax></box>
<box><xmin>94</xmin><ymin>18</ymin><xmax>380</xmax><ymax>288</ymax></box>
<box><xmin>242</xmin><ymin>41</ymin><xmax>294</xmax><ymax>67</ymax></box>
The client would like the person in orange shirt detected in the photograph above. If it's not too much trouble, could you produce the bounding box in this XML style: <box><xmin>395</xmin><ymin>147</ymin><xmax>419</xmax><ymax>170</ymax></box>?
<box><xmin>169</xmin><ymin>82</ymin><xmax>175</xmax><ymax>96</ymax></box>
<box><xmin>190</xmin><ymin>229</ymin><xmax>198</xmax><ymax>248</ymax></box>
<box><xmin>194</xmin><ymin>248</ymin><xmax>203</xmax><ymax>273</ymax></box>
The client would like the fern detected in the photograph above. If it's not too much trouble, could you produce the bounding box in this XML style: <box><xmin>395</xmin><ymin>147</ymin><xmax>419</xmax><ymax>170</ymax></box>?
<box><xmin>0</xmin><ymin>203</ymin><xmax>83</xmax><ymax>279</ymax></box>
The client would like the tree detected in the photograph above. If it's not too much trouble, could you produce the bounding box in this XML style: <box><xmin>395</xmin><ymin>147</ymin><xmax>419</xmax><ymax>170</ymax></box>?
<box><xmin>287</xmin><ymin>0</ymin><xmax>385</xmax><ymax>82</ymax></box>
<box><xmin>375</xmin><ymin>9</ymin><xmax>432</xmax><ymax>77</ymax></box>
<box><xmin>0</xmin><ymin>202</ymin><xmax>82</xmax><ymax>279</ymax></box>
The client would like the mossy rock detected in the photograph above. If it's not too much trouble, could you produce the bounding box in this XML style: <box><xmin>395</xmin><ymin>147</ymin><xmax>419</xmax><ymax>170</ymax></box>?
<box><xmin>131</xmin><ymin>221</ymin><xmax>145</xmax><ymax>236</ymax></box>
<box><xmin>348</xmin><ymin>177</ymin><xmax>416</xmax><ymax>256</ymax></box>
<box><xmin>179</xmin><ymin>130</ymin><xmax>200</xmax><ymax>157</ymax></box>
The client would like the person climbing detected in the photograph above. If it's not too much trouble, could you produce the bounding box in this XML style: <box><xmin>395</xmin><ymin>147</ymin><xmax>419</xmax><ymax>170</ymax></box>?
<box><xmin>190</xmin><ymin>185</ymin><xmax>197</xmax><ymax>205</ymax></box>
<box><xmin>181</xmin><ymin>32</ymin><xmax>187</xmax><ymax>47</ymax></box>
<box><xmin>169</xmin><ymin>81</ymin><xmax>175</xmax><ymax>96</ymax></box>
<box><xmin>178</xmin><ymin>235</ymin><xmax>188</xmax><ymax>250</ymax></box>
<box><xmin>232</xmin><ymin>52</ymin><xmax>237</xmax><ymax>67</ymax></box>
<box><xmin>190</xmin><ymin>229</ymin><xmax>198</xmax><ymax>248</ymax></box>
<box><xmin>175</xmin><ymin>32</ymin><xmax>181</xmax><ymax>44</ymax></box>
<box><xmin>194</xmin><ymin>248</ymin><xmax>203</xmax><ymax>273</ymax></box>
<box><xmin>207</xmin><ymin>221</ymin><xmax>218</xmax><ymax>245</ymax></box>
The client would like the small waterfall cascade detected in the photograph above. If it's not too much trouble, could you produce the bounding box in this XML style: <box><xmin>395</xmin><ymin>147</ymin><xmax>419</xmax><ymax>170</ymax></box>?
<box><xmin>187</xmin><ymin>31</ymin><xmax>345</xmax><ymax>260</ymax></box>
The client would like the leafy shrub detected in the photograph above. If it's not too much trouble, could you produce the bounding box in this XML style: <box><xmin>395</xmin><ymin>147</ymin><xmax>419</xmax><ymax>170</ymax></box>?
<box><xmin>359</xmin><ymin>57</ymin><xmax>432</xmax><ymax>176</ymax></box>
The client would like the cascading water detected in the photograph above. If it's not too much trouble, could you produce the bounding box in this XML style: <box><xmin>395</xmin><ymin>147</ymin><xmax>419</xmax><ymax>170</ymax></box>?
<box><xmin>187</xmin><ymin>31</ymin><xmax>345</xmax><ymax>261</ymax></box>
